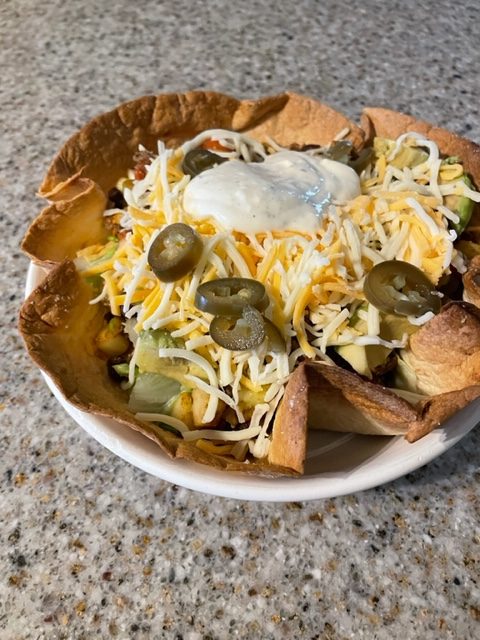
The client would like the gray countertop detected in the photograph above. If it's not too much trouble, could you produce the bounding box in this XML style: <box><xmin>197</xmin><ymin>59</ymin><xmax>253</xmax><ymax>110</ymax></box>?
<box><xmin>1</xmin><ymin>0</ymin><xmax>480</xmax><ymax>638</ymax></box>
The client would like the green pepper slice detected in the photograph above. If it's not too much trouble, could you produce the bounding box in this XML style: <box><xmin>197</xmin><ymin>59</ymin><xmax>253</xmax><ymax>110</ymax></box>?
<box><xmin>349</xmin><ymin>147</ymin><xmax>374</xmax><ymax>174</ymax></box>
<box><xmin>182</xmin><ymin>148</ymin><xmax>228</xmax><ymax>177</ymax></box>
<box><xmin>195</xmin><ymin>278</ymin><xmax>268</xmax><ymax>317</ymax></box>
<box><xmin>210</xmin><ymin>306</ymin><xmax>266</xmax><ymax>351</ymax></box>
<box><xmin>148</xmin><ymin>223</ymin><xmax>203</xmax><ymax>282</ymax></box>
<box><xmin>264</xmin><ymin>318</ymin><xmax>286</xmax><ymax>353</ymax></box>
<box><xmin>323</xmin><ymin>141</ymin><xmax>374</xmax><ymax>173</ymax></box>
<box><xmin>363</xmin><ymin>260</ymin><xmax>441</xmax><ymax>317</ymax></box>
<box><xmin>325</xmin><ymin>140</ymin><xmax>353</xmax><ymax>163</ymax></box>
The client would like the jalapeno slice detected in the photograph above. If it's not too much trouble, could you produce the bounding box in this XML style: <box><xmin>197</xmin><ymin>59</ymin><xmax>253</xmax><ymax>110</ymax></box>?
<box><xmin>195</xmin><ymin>278</ymin><xmax>268</xmax><ymax>317</ymax></box>
<box><xmin>210</xmin><ymin>306</ymin><xmax>266</xmax><ymax>351</ymax></box>
<box><xmin>148</xmin><ymin>223</ymin><xmax>203</xmax><ymax>282</ymax></box>
<box><xmin>182</xmin><ymin>148</ymin><xmax>228</xmax><ymax>177</ymax></box>
<box><xmin>363</xmin><ymin>260</ymin><xmax>441</xmax><ymax>317</ymax></box>
<box><xmin>325</xmin><ymin>140</ymin><xmax>353</xmax><ymax>163</ymax></box>
<box><xmin>264</xmin><ymin>318</ymin><xmax>286</xmax><ymax>353</ymax></box>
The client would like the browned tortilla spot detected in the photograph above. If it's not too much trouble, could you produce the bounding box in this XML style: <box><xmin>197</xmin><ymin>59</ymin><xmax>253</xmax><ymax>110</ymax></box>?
<box><xmin>463</xmin><ymin>255</ymin><xmax>480</xmax><ymax>308</ymax></box>
<box><xmin>305</xmin><ymin>362</ymin><xmax>416</xmax><ymax>435</ymax></box>
<box><xmin>399</xmin><ymin>301</ymin><xmax>480</xmax><ymax>396</ymax></box>
<box><xmin>406</xmin><ymin>386</ymin><xmax>480</xmax><ymax>442</ymax></box>
<box><xmin>268</xmin><ymin>363</ymin><xmax>310</xmax><ymax>474</ymax></box>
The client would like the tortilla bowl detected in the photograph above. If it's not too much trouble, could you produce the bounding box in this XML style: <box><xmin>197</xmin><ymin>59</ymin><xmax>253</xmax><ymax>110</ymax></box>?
<box><xmin>19</xmin><ymin>91</ymin><xmax>480</xmax><ymax>478</ymax></box>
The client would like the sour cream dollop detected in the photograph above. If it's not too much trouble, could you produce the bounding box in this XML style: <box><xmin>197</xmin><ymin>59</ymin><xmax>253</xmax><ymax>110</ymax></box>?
<box><xmin>183</xmin><ymin>151</ymin><xmax>361</xmax><ymax>234</ymax></box>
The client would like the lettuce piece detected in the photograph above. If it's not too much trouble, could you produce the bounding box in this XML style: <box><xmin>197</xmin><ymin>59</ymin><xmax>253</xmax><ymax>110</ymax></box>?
<box><xmin>90</xmin><ymin>237</ymin><xmax>119</xmax><ymax>266</ymax></box>
<box><xmin>112</xmin><ymin>362</ymin><xmax>130</xmax><ymax>377</ymax></box>
<box><xmin>136</xmin><ymin>329</ymin><xmax>186</xmax><ymax>374</ymax></box>
<box><xmin>128</xmin><ymin>372</ymin><xmax>182</xmax><ymax>413</ymax></box>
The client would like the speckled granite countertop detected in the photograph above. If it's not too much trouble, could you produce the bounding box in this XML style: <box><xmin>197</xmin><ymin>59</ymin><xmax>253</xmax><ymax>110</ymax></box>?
<box><xmin>1</xmin><ymin>0</ymin><xmax>480</xmax><ymax>638</ymax></box>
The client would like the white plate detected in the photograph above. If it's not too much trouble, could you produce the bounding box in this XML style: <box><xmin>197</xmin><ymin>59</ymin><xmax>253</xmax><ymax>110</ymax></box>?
<box><xmin>26</xmin><ymin>263</ymin><xmax>480</xmax><ymax>501</ymax></box>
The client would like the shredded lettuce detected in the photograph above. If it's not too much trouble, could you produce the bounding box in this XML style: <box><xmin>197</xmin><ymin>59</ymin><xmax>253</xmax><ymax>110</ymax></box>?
<box><xmin>128</xmin><ymin>371</ymin><xmax>182</xmax><ymax>413</ymax></box>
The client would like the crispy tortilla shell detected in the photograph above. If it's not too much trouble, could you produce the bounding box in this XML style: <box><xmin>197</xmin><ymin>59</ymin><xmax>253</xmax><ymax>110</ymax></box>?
<box><xmin>40</xmin><ymin>91</ymin><xmax>364</xmax><ymax>199</ymax></box>
<box><xmin>18</xmin><ymin>261</ymin><xmax>178</xmax><ymax>452</ymax></box>
<box><xmin>19</xmin><ymin>260</ymin><xmax>480</xmax><ymax>477</ymax></box>
<box><xmin>406</xmin><ymin>385</ymin><xmax>480</xmax><ymax>442</ymax></box>
<box><xmin>22</xmin><ymin>179</ymin><xmax>108</xmax><ymax>266</ymax></box>
<box><xmin>19</xmin><ymin>260</ymin><xmax>302</xmax><ymax>477</ymax></box>
<box><xmin>294</xmin><ymin>362</ymin><xmax>480</xmax><ymax>444</ymax></box>
<box><xmin>361</xmin><ymin>107</ymin><xmax>480</xmax><ymax>188</ymax></box>
<box><xmin>268</xmin><ymin>363</ymin><xmax>310</xmax><ymax>473</ymax></box>
<box><xmin>27</xmin><ymin>92</ymin><xmax>364</xmax><ymax>269</ymax></box>
<box><xmin>19</xmin><ymin>94</ymin><xmax>480</xmax><ymax>476</ymax></box>
<box><xmin>306</xmin><ymin>362</ymin><xmax>417</xmax><ymax>436</ymax></box>
<box><xmin>398</xmin><ymin>301</ymin><xmax>480</xmax><ymax>396</ymax></box>
<box><xmin>463</xmin><ymin>255</ymin><xmax>480</xmax><ymax>307</ymax></box>
<box><xmin>361</xmin><ymin>108</ymin><xmax>480</xmax><ymax>419</ymax></box>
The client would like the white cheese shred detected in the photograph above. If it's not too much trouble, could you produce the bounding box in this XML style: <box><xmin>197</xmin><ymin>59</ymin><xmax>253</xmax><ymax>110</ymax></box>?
<box><xmin>81</xmin><ymin>127</ymin><xmax>480</xmax><ymax>459</ymax></box>
<box><xmin>135</xmin><ymin>413</ymin><xmax>189</xmax><ymax>433</ymax></box>
<box><xmin>158</xmin><ymin>348</ymin><xmax>220</xmax><ymax>423</ymax></box>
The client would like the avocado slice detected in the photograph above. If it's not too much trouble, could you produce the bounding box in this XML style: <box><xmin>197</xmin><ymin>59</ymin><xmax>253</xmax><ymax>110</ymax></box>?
<box><xmin>445</xmin><ymin>175</ymin><xmax>475</xmax><ymax>236</ymax></box>
<box><xmin>373</xmin><ymin>137</ymin><xmax>428</xmax><ymax>169</ymax></box>
<box><xmin>112</xmin><ymin>362</ymin><xmax>130</xmax><ymax>377</ymax></box>
<box><xmin>128</xmin><ymin>371</ymin><xmax>182</xmax><ymax>413</ymax></box>
<box><xmin>393</xmin><ymin>355</ymin><xmax>420</xmax><ymax>393</ymax></box>
<box><xmin>335</xmin><ymin>342</ymin><xmax>392</xmax><ymax>379</ymax></box>
<box><xmin>379</xmin><ymin>313</ymin><xmax>418</xmax><ymax>341</ymax></box>
<box><xmin>334</xmin><ymin>310</ymin><xmax>419</xmax><ymax>378</ymax></box>
<box><xmin>334</xmin><ymin>305</ymin><xmax>390</xmax><ymax>378</ymax></box>
<box><xmin>85</xmin><ymin>274</ymin><xmax>104</xmax><ymax>296</ymax></box>
<box><xmin>82</xmin><ymin>236</ymin><xmax>119</xmax><ymax>266</ymax></box>
<box><xmin>135</xmin><ymin>328</ymin><xmax>209</xmax><ymax>383</ymax></box>
<box><xmin>136</xmin><ymin>329</ymin><xmax>186</xmax><ymax>375</ymax></box>
<box><xmin>443</xmin><ymin>156</ymin><xmax>460</xmax><ymax>165</ymax></box>
<box><xmin>455</xmin><ymin>239</ymin><xmax>480</xmax><ymax>259</ymax></box>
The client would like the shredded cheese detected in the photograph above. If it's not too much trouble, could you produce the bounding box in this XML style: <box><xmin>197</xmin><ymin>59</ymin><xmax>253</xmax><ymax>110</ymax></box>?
<box><xmin>75</xmin><ymin>127</ymin><xmax>480</xmax><ymax>458</ymax></box>
<box><xmin>135</xmin><ymin>413</ymin><xmax>189</xmax><ymax>433</ymax></box>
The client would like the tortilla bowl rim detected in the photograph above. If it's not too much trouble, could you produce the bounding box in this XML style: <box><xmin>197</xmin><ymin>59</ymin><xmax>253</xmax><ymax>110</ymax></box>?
<box><xmin>18</xmin><ymin>93</ymin><xmax>480</xmax><ymax>482</ymax></box>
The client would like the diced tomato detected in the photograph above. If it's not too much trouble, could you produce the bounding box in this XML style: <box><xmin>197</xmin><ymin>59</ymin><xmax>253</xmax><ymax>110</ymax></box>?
<box><xmin>201</xmin><ymin>139</ymin><xmax>230</xmax><ymax>152</ymax></box>
<box><xmin>134</xmin><ymin>167</ymin><xmax>146</xmax><ymax>180</ymax></box>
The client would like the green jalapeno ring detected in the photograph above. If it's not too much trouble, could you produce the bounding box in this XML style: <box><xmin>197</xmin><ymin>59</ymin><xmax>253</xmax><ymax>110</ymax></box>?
<box><xmin>363</xmin><ymin>260</ymin><xmax>441</xmax><ymax>317</ymax></box>
<box><xmin>264</xmin><ymin>318</ymin><xmax>286</xmax><ymax>353</ymax></box>
<box><xmin>325</xmin><ymin>140</ymin><xmax>353</xmax><ymax>163</ymax></box>
<box><xmin>147</xmin><ymin>223</ymin><xmax>203</xmax><ymax>283</ymax></box>
<box><xmin>182</xmin><ymin>148</ymin><xmax>228</xmax><ymax>178</ymax></box>
<box><xmin>195</xmin><ymin>278</ymin><xmax>268</xmax><ymax>317</ymax></box>
<box><xmin>209</xmin><ymin>306</ymin><xmax>266</xmax><ymax>351</ymax></box>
